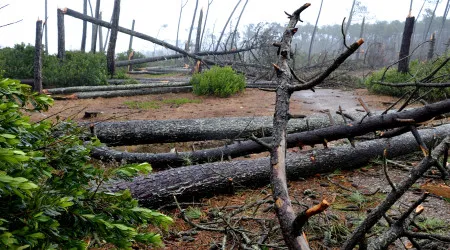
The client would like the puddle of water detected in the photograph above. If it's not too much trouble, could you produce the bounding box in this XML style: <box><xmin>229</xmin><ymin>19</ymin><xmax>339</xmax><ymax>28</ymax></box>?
<box><xmin>292</xmin><ymin>88</ymin><xmax>360</xmax><ymax>113</ymax></box>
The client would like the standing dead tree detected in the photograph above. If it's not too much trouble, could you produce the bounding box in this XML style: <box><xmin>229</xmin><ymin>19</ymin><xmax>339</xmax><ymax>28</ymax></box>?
<box><xmin>398</xmin><ymin>11</ymin><xmax>415</xmax><ymax>73</ymax></box>
<box><xmin>185</xmin><ymin>0</ymin><xmax>199</xmax><ymax>52</ymax></box>
<box><xmin>91</xmin><ymin>0</ymin><xmax>101</xmax><ymax>53</ymax></box>
<box><xmin>81</xmin><ymin>0</ymin><xmax>87</xmax><ymax>52</ymax></box>
<box><xmin>200</xmin><ymin>0</ymin><xmax>213</xmax><ymax>50</ymax></box>
<box><xmin>259</xmin><ymin>4</ymin><xmax>364</xmax><ymax>249</ymax></box>
<box><xmin>307</xmin><ymin>0</ymin><xmax>323</xmax><ymax>66</ymax></box>
<box><xmin>57</xmin><ymin>9</ymin><xmax>65</xmax><ymax>61</ymax></box>
<box><xmin>214</xmin><ymin>0</ymin><xmax>242</xmax><ymax>52</ymax></box>
<box><xmin>194</xmin><ymin>8</ymin><xmax>203</xmax><ymax>53</ymax></box>
<box><xmin>106</xmin><ymin>0</ymin><xmax>120</xmax><ymax>76</ymax></box>
<box><xmin>34</xmin><ymin>20</ymin><xmax>43</xmax><ymax>93</ymax></box>
<box><xmin>176</xmin><ymin>0</ymin><xmax>189</xmax><ymax>50</ymax></box>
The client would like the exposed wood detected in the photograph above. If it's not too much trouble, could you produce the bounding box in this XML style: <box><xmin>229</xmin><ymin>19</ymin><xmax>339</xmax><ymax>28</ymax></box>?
<box><xmin>91</xmin><ymin>0</ymin><xmax>101</xmax><ymax>53</ymax></box>
<box><xmin>106</xmin><ymin>0</ymin><xmax>120</xmax><ymax>76</ymax></box>
<box><xmin>57</xmin><ymin>8</ymin><xmax>65</xmax><ymax>61</ymax></box>
<box><xmin>427</xmin><ymin>32</ymin><xmax>435</xmax><ymax>60</ymax></box>
<box><xmin>81</xmin><ymin>0</ymin><xmax>87</xmax><ymax>52</ymax></box>
<box><xmin>33</xmin><ymin>20</ymin><xmax>43</xmax><ymax>93</ymax></box>
<box><xmin>62</xmin><ymin>8</ymin><xmax>209</xmax><ymax>63</ymax></box>
<box><xmin>103</xmin><ymin>125</ymin><xmax>450</xmax><ymax>209</ymax></box>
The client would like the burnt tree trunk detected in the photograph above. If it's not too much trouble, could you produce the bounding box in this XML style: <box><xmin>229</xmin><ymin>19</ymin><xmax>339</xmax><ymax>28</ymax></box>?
<box><xmin>128</xmin><ymin>19</ymin><xmax>135</xmax><ymax>71</ymax></box>
<box><xmin>194</xmin><ymin>8</ymin><xmax>203</xmax><ymax>53</ymax></box>
<box><xmin>34</xmin><ymin>20</ymin><xmax>43</xmax><ymax>93</ymax></box>
<box><xmin>81</xmin><ymin>0</ymin><xmax>87</xmax><ymax>52</ymax></box>
<box><xmin>104</xmin><ymin>125</ymin><xmax>450</xmax><ymax>209</ymax></box>
<box><xmin>98</xmin><ymin>12</ymin><xmax>104</xmax><ymax>52</ymax></box>
<box><xmin>398</xmin><ymin>16</ymin><xmax>415</xmax><ymax>73</ymax></box>
<box><xmin>57</xmin><ymin>9</ymin><xmax>65</xmax><ymax>61</ymax></box>
<box><xmin>186</xmin><ymin>0</ymin><xmax>199</xmax><ymax>52</ymax></box>
<box><xmin>106</xmin><ymin>0</ymin><xmax>120</xmax><ymax>77</ymax></box>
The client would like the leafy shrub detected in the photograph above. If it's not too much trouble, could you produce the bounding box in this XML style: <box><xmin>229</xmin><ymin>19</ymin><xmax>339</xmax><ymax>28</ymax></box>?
<box><xmin>190</xmin><ymin>66</ymin><xmax>246</xmax><ymax>97</ymax></box>
<box><xmin>365</xmin><ymin>56</ymin><xmax>450</xmax><ymax>101</ymax></box>
<box><xmin>0</xmin><ymin>43</ymin><xmax>35</xmax><ymax>79</ymax></box>
<box><xmin>43</xmin><ymin>51</ymin><xmax>108</xmax><ymax>88</ymax></box>
<box><xmin>0</xmin><ymin>75</ymin><xmax>172</xmax><ymax>249</ymax></box>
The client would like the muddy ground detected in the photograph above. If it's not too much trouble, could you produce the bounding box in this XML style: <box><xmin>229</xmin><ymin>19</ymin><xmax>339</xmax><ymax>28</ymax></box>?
<box><xmin>31</xmin><ymin>84</ymin><xmax>449</xmax><ymax>249</ymax></box>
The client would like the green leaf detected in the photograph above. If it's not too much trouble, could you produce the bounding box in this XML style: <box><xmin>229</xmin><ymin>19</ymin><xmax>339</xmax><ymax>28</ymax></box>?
<box><xmin>28</xmin><ymin>232</ymin><xmax>45</xmax><ymax>239</ymax></box>
<box><xmin>1</xmin><ymin>134</ymin><xmax>16</xmax><ymax>139</ymax></box>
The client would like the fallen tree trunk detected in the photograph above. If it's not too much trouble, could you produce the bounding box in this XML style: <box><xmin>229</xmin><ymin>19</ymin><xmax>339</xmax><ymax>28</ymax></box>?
<box><xmin>67</xmin><ymin>86</ymin><xmax>192</xmax><ymax>99</ymax></box>
<box><xmin>108</xmin><ymin>78</ymin><xmax>191</xmax><ymax>84</ymax></box>
<box><xmin>91</xmin><ymin>99</ymin><xmax>450</xmax><ymax>166</ymax></box>
<box><xmin>45</xmin><ymin>82</ymin><xmax>190</xmax><ymax>95</ymax></box>
<box><xmin>89</xmin><ymin>113</ymin><xmax>352</xmax><ymax>146</ymax></box>
<box><xmin>115</xmin><ymin>47</ymin><xmax>255</xmax><ymax>67</ymax></box>
<box><xmin>127</xmin><ymin>68</ymin><xmax>190</xmax><ymax>74</ymax></box>
<box><xmin>105</xmin><ymin>124</ymin><xmax>450</xmax><ymax>208</ymax></box>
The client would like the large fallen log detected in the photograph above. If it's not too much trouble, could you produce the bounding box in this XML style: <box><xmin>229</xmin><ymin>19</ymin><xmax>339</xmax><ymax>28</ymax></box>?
<box><xmin>127</xmin><ymin>68</ymin><xmax>190</xmax><ymax>74</ymax></box>
<box><xmin>91</xmin><ymin>99</ymin><xmax>450</xmax><ymax>166</ymax></box>
<box><xmin>115</xmin><ymin>47</ymin><xmax>255</xmax><ymax>67</ymax></box>
<box><xmin>105</xmin><ymin>124</ymin><xmax>450</xmax><ymax>208</ymax></box>
<box><xmin>67</xmin><ymin>86</ymin><xmax>192</xmax><ymax>99</ymax></box>
<box><xmin>107</xmin><ymin>78</ymin><xmax>192</xmax><ymax>85</ymax></box>
<box><xmin>90</xmin><ymin>113</ymin><xmax>353</xmax><ymax>146</ymax></box>
<box><xmin>45</xmin><ymin>82</ymin><xmax>191</xmax><ymax>95</ymax></box>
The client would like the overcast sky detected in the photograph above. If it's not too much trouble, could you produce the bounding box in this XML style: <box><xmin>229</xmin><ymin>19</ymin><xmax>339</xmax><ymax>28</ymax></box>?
<box><xmin>1</xmin><ymin>0</ymin><xmax>448</xmax><ymax>54</ymax></box>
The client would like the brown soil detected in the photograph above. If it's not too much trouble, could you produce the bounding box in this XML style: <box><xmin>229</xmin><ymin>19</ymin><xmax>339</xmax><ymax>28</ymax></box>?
<box><xmin>30</xmin><ymin>84</ymin><xmax>449</xmax><ymax>249</ymax></box>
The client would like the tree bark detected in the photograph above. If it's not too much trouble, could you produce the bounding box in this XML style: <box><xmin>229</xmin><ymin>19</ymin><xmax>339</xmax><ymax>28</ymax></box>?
<box><xmin>34</xmin><ymin>20</ymin><xmax>43</xmax><ymax>93</ymax></box>
<box><xmin>214</xmin><ymin>0</ymin><xmax>242</xmax><ymax>52</ymax></box>
<box><xmin>194</xmin><ymin>8</ymin><xmax>203</xmax><ymax>53</ymax></box>
<box><xmin>427</xmin><ymin>32</ymin><xmax>435</xmax><ymax>60</ymax></box>
<box><xmin>106</xmin><ymin>0</ymin><xmax>120</xmax><ymax>76</ymax></box>
<box><xmin>128</xmin><ymin>19</ymin><xmax>135</xmax><ymax>52</ymax></box>
<box><xmin>67</xmin><ymin>86</ymin><xmax>191</xmax><ymax>99</ymax></box>
<box><xmin>104</xmin><ymin>124</ymin><xmax>450</xmax><ymax>209</ymax></box>
<box><xmin>176</xmin><ymin>0</ymin><xmax>188</xmax><ymax>49</ymax></box>
<box><xmin>62</xmin><ymin>8</ymin><xmax>210</xmax><ymax>63</ymax></box>
<box><xmin>186</xmin><ymin>0</ymin><xmax>199</xmax><ymax>52</ymax></box>
<box><xmin>81</xmin><ymin>0</ymin><xmax>87</xmax><ymax>52</ymax></box>
<box><xmin>307</xmin><ymin>0</ymin><xmax>323</xmax><ymax>66</ymax></box>
<box><xmin>398</xmin><ymin>16</ymin><xmax>415</xmax><ymax>73</ymax></box>
<box><xmin>98</xmin><ymin>12</ymin><xmax>104</xmax><ymax>52</ymax></box>
<box><xmin>91</xmin><ymin>0</ymin><xmax>101</xmax><ymax>53</ymax></box>
<box><xmin>57</xmin><ymin>9</ymin><xmax>65</xmax><ymax>61</ymax></box>
<box><xmin>115</xmin><ymin>47</ymin><xmax>255</xmax><ymax>67</ymax></box>
<box><xmin>44</xmin><ymin>0</ymin><xmax>48</xmax><ymax>55</ymax></box>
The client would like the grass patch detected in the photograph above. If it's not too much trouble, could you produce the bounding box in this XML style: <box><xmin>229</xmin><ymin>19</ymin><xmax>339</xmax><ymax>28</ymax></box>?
<box><xmin>162</xmin><ymin>97</ymin><xmax>202</xmax><ymax>107</ymax></box>
<box><xmin>124</xmin><ymin>101</ymin><xmax>160</xmax><ymax>110</ymax></box>
<box><xmin>416</xmin><ymin>217</ymin><xmax>449</xmax><ymax>233</ymax></box>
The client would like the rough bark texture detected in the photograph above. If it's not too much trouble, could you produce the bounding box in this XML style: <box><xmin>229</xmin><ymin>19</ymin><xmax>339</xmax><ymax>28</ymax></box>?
<box><xmin>81</xmin><ymin>0</ymin><xmax>87</xmax><ymax>52</ymax></box>
<box><xmin>89</xmin><ymin>113</ymin><xmax>354</xmax><ymax>146</ymax></box>
<box><xmin>57</xmin><ymin>9</ymin><xmax>65</xmax><ymax>61</ymax></box>
<box><xmin>62</xmin><ymin>8</ymin><xmax>209</xmax><ymax>63</ymax></box>
<box><xmin>398</xmin><ymin>16</ymin><xmax>415</xmax><ymax>73</ymax></box>
<box><xmin>33</xmin><ymin>20</ymin><xmax>43</xmax><ymax>93</ymax></box>
<box><xmin>46</xmin><ymin>82</ymin><xmax>190</xmax><ymax>95</ymax></box>
<box><xmin>106</xmin><ymin>0</ymin><xmax>120</xmax><ymax>76</ymax></box>
<box><xmin>90</xmin><ymin>99</ymin><xmax>450</xmax><ymax>167</ymax></box>
<box><xmin>427</xmin><ymin>32</ymin><xmax>435</xmax><ymax>60</ymax></box>
<box><xmin>91</xmin><ymin>0</ymin><xmax>101</xmax><ymax>53</ymax></box>
<box><xmin>104</xmin><ymin>125</ymin><xmax>450</xmax><ymax>209</ymax></box>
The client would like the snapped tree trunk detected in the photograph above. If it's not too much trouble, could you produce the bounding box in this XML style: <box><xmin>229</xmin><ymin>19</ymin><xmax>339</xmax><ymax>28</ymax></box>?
<box><xmin>356</xmin><ymin>16</ymin><xmax>365</xmax><ymax>61</ymax></box>
<box><xmin>185</xmin><ymin>0</ymin><xmax>199</xmax><ymax>53</ymax></box>
<box><xmin>398</xmin><ymin>16</ymin><xmax>415</xmax><ymax>73</ymax></box>
<box><xmin>57</xmin><ymin>9</ymin><xmax>65</xmax><ymax>61</ymax></box>
<box><xmin>427</xmin><ymin>32</ymin><xmax>435</xmax><ymax>60</ymax></box>
<box><xmin>307</xmin><ymin>0</ymin><xmax>323</xmax><ymax>66</ymax></box>
<box><xmin>423</xmin><ymin>0</ymin><xmax>439</xmax><ymax>42</ymax></box>
<box><xmin>34</xmin><ymin>20</ymin><xmax>43</xmax><ymax>93</ymax></box>
<box><xmin>194</xmin><ymin>8</ymin><xmax>203</xmax><ymax>53</ymax></box>
<box><xmin>106</xmin><ymin>0</ymin><xmax>120</xmax><ymax>77</ymax></box>
<box><xmin>104</xmin><ymin>125</ymin><xmax>450</xmax><ymax>209</ymax></box>
<box><xmin>98</xmin><ymin>12</ymin><xmax>104</xmax><ymax>52</ymax></box>
<box><xmin>128</xmin><ymin>19</ymin><xmax>135</xmax><ymax>71</ymax></box>
<box><xmin>81</xmin><ymin>0</ymin><xmax>87</xmax><ymax>52</ymax></box>
<box><xmin>91</xmin><ymin>0</ymin><xmax>101</xmax><ymax>53</ymax></box>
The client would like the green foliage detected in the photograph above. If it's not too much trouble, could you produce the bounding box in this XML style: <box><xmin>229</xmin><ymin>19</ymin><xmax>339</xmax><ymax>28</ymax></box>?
<box><xmin>0</xmin><ymin>75</ymin><xmax>172</xmax><ymax>249</ymax></box>
<box><xmin>162</xmin><ymin>97</ymin><xmax>202</xmax><ymax>107</ymax></box>
<box><xmin>365</xmin><ymin>56</ymin><xmax>450</xmax><ymax>101</ymax></box>
<box><xmin>116</xmin><ymin>50</ymin><xmax>148</xmax><ymax>70</ymax></box>
<box><xmin>190</xmin><ymin>66</ymin><xmax>246</xmax><ymax>97</ymax></box>
<box><xmin>347</xmin><ymin>192</ymin><xmax>367</xmax><ymax>208</ymax></box>
<box><xmin>185</xmin><ymin>207</ymin><xmax>203</xmax><ymax>220</ymax></box>
<box><xmin>416</xmin><ymin>217</ymin><xmax>448</xmax><ymax>233</ymax></box>
<box><xmin>43</xmin><ymin>51</ymin><xmax>108</xmax><ymax>88</ymax></box>
<box><xmin>0</xmin><ymin>43</ymin><xmax>35</xmax><ymax>79</ymax></box>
